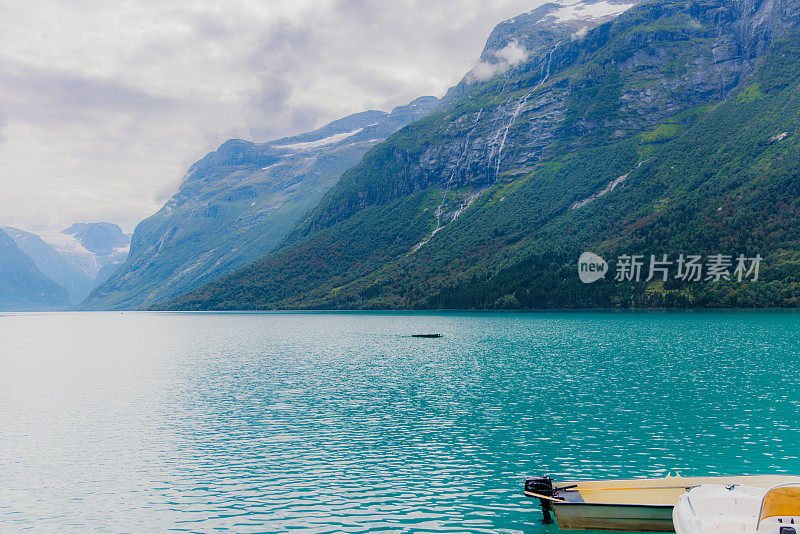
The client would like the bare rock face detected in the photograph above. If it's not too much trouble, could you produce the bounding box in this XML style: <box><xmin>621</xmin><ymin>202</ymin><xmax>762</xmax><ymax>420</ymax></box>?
<box><xmin>733</xmin><ymin>0</ymin><xmax>800</xmax><ymax>57</ymax></box>
<box><xmin>306</xmin><ymin>0</ymin><xmax>800</xmax><ymax>242</ymax></box>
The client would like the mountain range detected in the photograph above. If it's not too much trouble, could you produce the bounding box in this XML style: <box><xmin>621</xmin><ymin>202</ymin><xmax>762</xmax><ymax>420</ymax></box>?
<box><xmin>77</xmin><ymin>0</ymin><xmax>645</xmax><ymax>311</ymax></box>
<box><xmin>0</xmin><ymin>223</ymin><xmax>131</xmax><ymax>308</ymax></box>
<box><xmin>80</xmin><ymin>97</ymin><xmax>439</xmax><ymax>310</ymax></box>
<box><xmin>11</xmin><ymin>0</ymin><xmax>798</xmax><ymax>311</ymax></box>
<box><xmin>162</xmin><ymin>0</ymin><xmax>800</xmax><ymax>310</ymax></box>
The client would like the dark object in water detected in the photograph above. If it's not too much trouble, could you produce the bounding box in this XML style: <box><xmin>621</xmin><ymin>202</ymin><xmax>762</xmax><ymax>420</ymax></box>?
<box><xmin>412</xmin><ymin>334</ymin><xmax>442</xmax><ymax>338</ymax></box>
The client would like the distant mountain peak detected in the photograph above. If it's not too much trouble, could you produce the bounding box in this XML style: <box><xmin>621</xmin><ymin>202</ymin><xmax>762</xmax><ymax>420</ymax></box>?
<box><xmin>61</xmin><ymin>222</ymin><xmax>129</xmax><ymax>255</ymax></box>
<box><xmin>269</xmin><ymin>98</ymin><xmax>439</xmax><ymax>150</ymax></box>
<box><xmin>1</xmin><ymin>222</ymin><xmax>132</xmax><ymax>306</ymax></box>
<box><xmin>1</xmin><ymin>226</ymin><xmax>96</xmax><ymax>304</ymax></box>
<box><xmin>451</xmin><ymin>0</ymin><xmax>643</xmax><ymax>94</ymax></box>
<box><xmin>38</xmin><ymin>222</ymin><xmax>131</xmax><ymax>286</ymax></box>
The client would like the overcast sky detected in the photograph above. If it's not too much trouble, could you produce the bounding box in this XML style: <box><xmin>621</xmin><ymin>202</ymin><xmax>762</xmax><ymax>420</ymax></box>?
<box><xmin>0</xmin><ymin>0</ymin><xmax>550</xmax><ymax>233</ymax></box>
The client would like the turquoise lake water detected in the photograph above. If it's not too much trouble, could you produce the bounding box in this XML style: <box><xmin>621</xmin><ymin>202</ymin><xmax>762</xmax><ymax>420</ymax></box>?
<box><xmin>1</xmin><ymin>311</ymin><xmax>799</xmax><ymax>533</ymax></box>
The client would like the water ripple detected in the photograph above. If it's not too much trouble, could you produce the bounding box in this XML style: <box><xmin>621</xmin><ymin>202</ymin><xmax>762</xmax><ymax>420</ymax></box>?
<box><xmin>1</xmin><ymin>311</ymin><xmax>799</xmax><ymax>532</ymax></box>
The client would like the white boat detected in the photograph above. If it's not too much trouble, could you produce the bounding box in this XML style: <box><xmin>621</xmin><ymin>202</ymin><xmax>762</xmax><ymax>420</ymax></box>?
<box><xmin>673</xmin><ymin>483</ymin><xmax>800</xmax><ymax>534</ymax></box>
<box><xmin>525</xmin><ymin>474</ymin><xmax>800</xmax><ymax>531</ymax></box>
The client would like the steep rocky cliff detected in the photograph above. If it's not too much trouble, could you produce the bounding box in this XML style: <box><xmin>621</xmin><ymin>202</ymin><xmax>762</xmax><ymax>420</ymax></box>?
<box><xmin>445</xmin><ymin>0</ymin><xmax>642</xmax><ymax>100</ymax></box>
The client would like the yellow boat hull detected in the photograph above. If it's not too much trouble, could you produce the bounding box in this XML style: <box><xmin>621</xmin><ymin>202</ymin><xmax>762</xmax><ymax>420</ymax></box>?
<box><xmin>553</xmin><ymin>503</ymin><xmax>674</xmax><ymax>532</ymax></box>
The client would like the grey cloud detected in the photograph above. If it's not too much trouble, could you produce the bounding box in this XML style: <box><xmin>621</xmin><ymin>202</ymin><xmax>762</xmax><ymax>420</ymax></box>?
<box><xmin>186</xmin><ymin>11</ymin><xmax>240</xmax><ymax>41</ymax></box>
<box><xmin>0</xmin><ymin>110</ymin><xmax>7</xmax><ymax>143</ymax></box>
<box><xmin>0</xmin><ymin>59</ymin><xmax>177</xmax><ymax>125</ymax></box>
<box><xmin>246</xmin><ymin>22</ymin><xmax>327</xmax><ymax>140</ymax></box>
<box><xmin>0</xmin><ymin>0</ymin><xmax>548</xmax><ymax>233</ymax></box>
<box><xmin>244</xmin><ymin>0</ymin><xmax>547</xmax><ymax>141</ymax></box>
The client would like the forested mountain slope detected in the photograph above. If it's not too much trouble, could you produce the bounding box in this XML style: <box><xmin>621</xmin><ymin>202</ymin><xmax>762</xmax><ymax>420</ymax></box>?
<box><xmin>167</xmin><ymin>0</ymin><xmax>800</xmax><ymax>310</ymax></box>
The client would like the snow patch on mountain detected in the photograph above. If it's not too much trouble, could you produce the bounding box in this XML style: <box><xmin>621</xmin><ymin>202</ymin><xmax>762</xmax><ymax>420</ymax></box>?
<box><xmin>38</xmin><ymin>225</ymin><xmax>131</xmax><ymax>280</ymax></box>
<box><xmin>276</xmin><ymin>128</ymin><xmax>364</xmax><ymax>151</ymax></box>
<box><xmin>544</xmin><ymin>1</ymin><xmax>636</xmax><ymax>24</ymax></box>
<box><xmin>466</xmin><ymin>1</ymin><xmax>636</xmax><ymax>84</ymax></box>
<box><xmin>39</xmin><ymin>230</ymin><xmax>92</xmax><ymax>256</ymax></box>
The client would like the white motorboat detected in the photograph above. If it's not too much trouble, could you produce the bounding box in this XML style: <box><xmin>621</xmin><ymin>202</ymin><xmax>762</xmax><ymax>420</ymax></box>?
<box><xmin>673</xmin><ymin>483</ymin><xmax>800</xmax><ymax>534</ymax></box>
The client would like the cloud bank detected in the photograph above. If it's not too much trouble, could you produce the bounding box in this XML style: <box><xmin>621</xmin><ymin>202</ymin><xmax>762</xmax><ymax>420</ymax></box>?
<box><xmin>0</xmin><ymin>0</ymin><xmax>548</xmax><ymax>232</ymax></box>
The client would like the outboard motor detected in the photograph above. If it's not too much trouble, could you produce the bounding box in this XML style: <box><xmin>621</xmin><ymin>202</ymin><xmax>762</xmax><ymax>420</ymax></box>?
<box><xmin>524</xmin><ymin>476</ymin><xmax>557</xmax><ymax>524</ymax></box>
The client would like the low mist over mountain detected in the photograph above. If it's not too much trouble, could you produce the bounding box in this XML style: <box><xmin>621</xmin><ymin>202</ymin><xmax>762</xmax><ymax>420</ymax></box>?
<box><xmin>81</xmin><ymin>96</ymin><xmax>438</xmax><ymax>310</ymax></box>
<box><xmin>164</xmin><ymin>0</ymin><xmax>800</xmax><ymax>310</ymax></box>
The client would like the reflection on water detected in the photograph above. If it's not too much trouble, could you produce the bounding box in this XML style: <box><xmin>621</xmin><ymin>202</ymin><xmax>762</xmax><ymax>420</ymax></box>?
<box><xmin>1</xmin><ymin>311</ymin><xmax>799</xmax><ymax>533</ymax></box>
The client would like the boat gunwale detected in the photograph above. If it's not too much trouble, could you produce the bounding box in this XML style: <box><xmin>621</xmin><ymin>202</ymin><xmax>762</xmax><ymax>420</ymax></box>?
<box><xmin>553</xmin><ymin>501</ymin><xmax>675</xmax><ymax>510</ymax></box>
<box><xmin>552</xmin><ymin>475</ymin><xmax>800</xmax><ymax>487</ymax></box>
<box><xmin>524</xmin><ymin>490</ymin><xmax>680</xmax><ymax>509</ymax></box>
